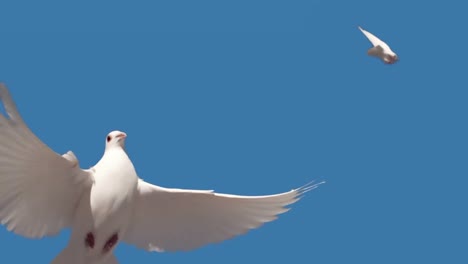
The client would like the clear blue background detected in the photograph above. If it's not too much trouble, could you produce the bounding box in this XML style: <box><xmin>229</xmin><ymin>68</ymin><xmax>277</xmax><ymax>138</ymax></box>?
<box><xmin>0</xmin><ymin>1</ymin><xmax>467</xmax><ymax>263</ymax></box>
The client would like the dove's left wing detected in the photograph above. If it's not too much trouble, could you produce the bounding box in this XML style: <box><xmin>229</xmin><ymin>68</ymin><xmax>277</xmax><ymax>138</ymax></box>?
<box><xmin>358</xmin><ymin>26</ymin><xmax>391</xmax><ymax>51</ymax></box>
<box><xmin>123</xmin><ymin>179</ymin><xmax>323</xmax><ymax>252</ymax></box>
<box><xmin>0</xmin><ymin>84</ymin><xmax>93</xmax><ymax>238</ymax></box>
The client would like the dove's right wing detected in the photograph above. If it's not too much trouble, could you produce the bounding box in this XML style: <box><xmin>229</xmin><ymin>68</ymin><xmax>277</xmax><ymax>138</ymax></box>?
<box><xmin>123</xmin><ymin>179</ymin><xmax>323</xmax><ymax>252</ymax></box>
<box><xmin>0</xmin><ymin>83</ymin><xmax>93</xmax><ymax>238</ymax></box>
<box><xmin>358</xmin><ymin>26</ymin><xmax>391</xmax><ymax>51</ymax></box>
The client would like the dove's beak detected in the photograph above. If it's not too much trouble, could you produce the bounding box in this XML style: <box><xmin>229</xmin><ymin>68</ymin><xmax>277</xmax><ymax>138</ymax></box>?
<box><xmin>116</xmin><ymin>132</ymin><xmax>127</xmax><ymax>139</ymax></box>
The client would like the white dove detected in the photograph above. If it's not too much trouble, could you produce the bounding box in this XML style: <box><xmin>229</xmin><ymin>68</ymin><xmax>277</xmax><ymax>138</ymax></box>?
<box><xmin>0</xmin><ymin>83</ymin><xmax>324</xmax><ymax>264</ymax></box>
<box><xmin>358</xmin><ymin>26</ymin><xmax>398</xmax><ymax>64</ymax></box>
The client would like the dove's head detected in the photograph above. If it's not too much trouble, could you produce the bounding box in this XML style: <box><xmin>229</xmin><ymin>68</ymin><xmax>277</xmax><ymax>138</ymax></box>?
<box><xmin>105</xmin><ymin>130</ymin><xmax>127</xmax><ymax>150</ymax></box>
<box><xmin>384</xmin><ymin>53</ymin><xmax>398</xmax><ymax>64</ymax></box>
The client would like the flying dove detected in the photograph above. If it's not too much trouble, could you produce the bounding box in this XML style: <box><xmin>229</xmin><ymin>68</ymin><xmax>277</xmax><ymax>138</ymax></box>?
<box><xmin>0</xmin><ymin>83</ymin><xmax>324</xmax><ymax>264</ymax></box>
<box><xmin>359</xmin><ymin>26</ymin><xmax>398</xmax><ymax>64</ymax></box>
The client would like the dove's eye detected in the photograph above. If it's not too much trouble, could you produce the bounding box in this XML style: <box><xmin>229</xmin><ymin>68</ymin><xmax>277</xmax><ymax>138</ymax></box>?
<box><xmin>106</xmin><ymin>136</ymin><xmax>111</xmax><ymax>142</ymax></box>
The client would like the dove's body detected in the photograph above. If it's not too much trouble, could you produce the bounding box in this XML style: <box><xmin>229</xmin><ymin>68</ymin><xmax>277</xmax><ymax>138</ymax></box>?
<box><xmin>0</xmin><ymin>83</ymin><xmax>324</xmax><ymax>264</ymax></box>
<box><xmin>358</xmin><ymin>26</ymin><xmax>398</xmax><ymax>64</ymax></box>
<box><xmin>52</xmin><ymin>136</ymin><xmax>138</xmax><ymax>264</ymax></box>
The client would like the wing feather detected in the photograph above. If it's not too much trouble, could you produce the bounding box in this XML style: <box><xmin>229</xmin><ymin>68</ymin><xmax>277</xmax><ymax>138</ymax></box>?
<box><xmin>123</xmin><ymin>179</ymin><xmax>323</xmax><ymax>252</ymax></box>
<box><xmin>0</xmin><ymin>83</ymin><xmax>93</xmax><ymax>238</ymax></box>
<box><xmin>358</xmin><ymin>26</ymin><xmax>391</xmax><ymax>51</ymax></box>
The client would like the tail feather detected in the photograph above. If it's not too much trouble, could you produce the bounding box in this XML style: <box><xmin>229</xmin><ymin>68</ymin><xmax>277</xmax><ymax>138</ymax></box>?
<box><xmin>50</xmin><ymin>245</ymin><xmax>119</xmax><ymax>264</ymax></box>
<box><xmin>50</xmin><ymin>245</ymin><xmax>82</xmax><ymax>264</ymax></box>
<box><xmin>101</xmin><ymin>255</ymin><xmax>119</xmax><ymax>264</ymax></box>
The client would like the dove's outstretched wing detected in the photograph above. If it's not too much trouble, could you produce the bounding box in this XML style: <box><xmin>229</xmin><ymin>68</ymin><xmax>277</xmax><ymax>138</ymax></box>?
<box><xmin>358</xmin><ymin>26</ymin><xmax>391</xmax><ymax>51</ymax></box>
<box><xmin>123</xmin><ymin>179</ymin><xmax>323</xmax><ymax>252</ymax></box>
<box><xmin>0</xmin><ymin>83</ymin><xmax>93</xmax><ymax>238</ymax></box>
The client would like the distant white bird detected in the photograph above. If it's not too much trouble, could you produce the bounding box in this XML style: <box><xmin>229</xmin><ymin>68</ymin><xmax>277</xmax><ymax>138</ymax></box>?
<box><xmin>0</xmin><ymin>83</ymin><xmax>324</xmax><ymax>264</ymax></box>
<box><xmin>358</xmin><ymin>26</ymin><xmax>398</xmax><ymax>64</ymax></box>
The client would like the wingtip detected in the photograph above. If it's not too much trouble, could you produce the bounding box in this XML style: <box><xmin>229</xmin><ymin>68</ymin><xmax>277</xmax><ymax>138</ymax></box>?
<box><xmin>0</xmin><ymin>82</ymin><xmax>6</xmax><ymax>91</ymax></box>
<box><xmin>0</xmin><ymin>83</ymin><xmax>10</xmax><ymax>98</ymax></box>
<box><xmin>296</xmin><ymin>179</ymin><xmax>325</xmax><ymax>196</ymax></box>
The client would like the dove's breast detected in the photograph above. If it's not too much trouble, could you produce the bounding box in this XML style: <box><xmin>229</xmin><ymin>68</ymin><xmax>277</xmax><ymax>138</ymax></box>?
<box><xmin>92</xmin><ymin>149</ymin><xmax>138</xmax><ymax>229</ymax></box>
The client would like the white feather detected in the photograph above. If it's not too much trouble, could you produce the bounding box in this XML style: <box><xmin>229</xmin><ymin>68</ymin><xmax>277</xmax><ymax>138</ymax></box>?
<box><xmin>123</xmin><ymin>180</ymin><xmax>324</xmax><ymax>252</ymax></box>
<box><xmin>0</xmin><ymin>83</ymin><xmax>93</xmax><ymax>238</ymax></box>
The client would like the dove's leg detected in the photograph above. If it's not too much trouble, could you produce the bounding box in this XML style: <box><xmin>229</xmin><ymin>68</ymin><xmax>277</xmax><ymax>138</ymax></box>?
<box><xmin>102</xmin><ymin>233</ymin><xmax>119</xmax><ymax>254</ymax></box>
<box><xmin>85</xmin><ymin>232</ymin><xmax>95</xmax><ymax>249</ymax></box>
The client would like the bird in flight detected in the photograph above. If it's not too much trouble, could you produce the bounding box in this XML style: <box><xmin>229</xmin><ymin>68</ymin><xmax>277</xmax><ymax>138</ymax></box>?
<box><xmin>358</xmin><ymin>26</ymin><xmax>399</xmax><ymax>64</ymax></box>
<box><xmin>0</xmin><ymin>83</ymin><xmax>324</xmax><ymax>264</ymax></box>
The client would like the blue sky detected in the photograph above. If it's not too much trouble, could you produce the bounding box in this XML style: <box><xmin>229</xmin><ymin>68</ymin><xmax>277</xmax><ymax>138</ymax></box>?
<box><xmin>0</xmin><ymin>1</ymin><xmax>467</xmax><ymax>263</ymax></box>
